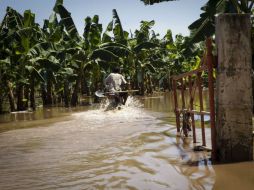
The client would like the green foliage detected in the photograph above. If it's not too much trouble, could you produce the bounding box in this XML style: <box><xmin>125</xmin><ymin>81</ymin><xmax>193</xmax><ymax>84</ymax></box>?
<box><xmin>0</xmin><ymin>0</ymin><xmax>206</xmax><ymax>111</ymax></box>
<box><xmin>133</xmin><ymin>41</ymin><xmax>159</xmax><ymax>53</ymax></box>
<box><xmin>189</xmin><ymin>0</ymin><xmax>254</xmax><ymax>44</ymax></box>
<box><xmin>90</xmin><ymin>49</ymin><xmax>119</xmax><ymax>62</ymax></box>
<box><xmin>56</xmin><ymin>4</ymin><xmax>79</xmax><ymax>39</ymax></box>
<box><xmin>140</xmin><ymin>0</ymin><xmax>253</xmax><ymax>45</ymax></box>
<box><xmin>53</xmin><ymin>0</ymin><xmax>63</xmax><ymax>13</ymax></box>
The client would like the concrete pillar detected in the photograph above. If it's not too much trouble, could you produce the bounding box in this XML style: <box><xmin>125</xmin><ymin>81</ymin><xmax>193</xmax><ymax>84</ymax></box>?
<box><xmin>215</xmin><ymin>14</ymin><xmax>253</xmax><ymax>162</ymax></box>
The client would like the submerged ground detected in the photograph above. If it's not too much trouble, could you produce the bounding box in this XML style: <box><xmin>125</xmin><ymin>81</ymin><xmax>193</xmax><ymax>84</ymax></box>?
<box><xmin>0</xmin><ymin>93</ymin><xmax>253</xmax><ymax>190</ymax></box>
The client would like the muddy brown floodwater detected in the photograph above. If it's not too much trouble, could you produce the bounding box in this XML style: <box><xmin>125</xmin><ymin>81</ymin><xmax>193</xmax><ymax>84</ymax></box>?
<box><xmin>0</xmin><ymin>93</ymin><xmax>253</xmax><ymax>190</ymax></box>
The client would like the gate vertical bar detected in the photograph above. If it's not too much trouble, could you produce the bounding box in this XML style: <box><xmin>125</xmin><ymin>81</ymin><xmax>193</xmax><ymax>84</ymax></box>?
<box><xmin>173</xmin><ymin>79</ymin><xmax>180</xmax><ymax>132</ymax></box>
<box><xmin>180</xmin><ymin>78</ymin><xmax>185</xmax><ymax>109</ymax></box>
<box><xmin>197</xmin><ymin>73</ymin><xmax>206</xmax><ymax>146</ymax></box>
<box><xmin>188</xmin><ymin>76</ymin><xmax>196</xmax><ymax>143</ymax></box>
<box><xmin>206</xmin><ymin>38</ymin><xmax>217</xmax><ymax>160</ymax></box>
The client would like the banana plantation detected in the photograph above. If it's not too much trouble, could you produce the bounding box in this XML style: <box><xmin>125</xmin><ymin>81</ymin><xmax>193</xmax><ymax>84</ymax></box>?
<box><xmin>0</xmin><ymin>2</ymin><xmax>203</xmax><ymax>113</ymax></box>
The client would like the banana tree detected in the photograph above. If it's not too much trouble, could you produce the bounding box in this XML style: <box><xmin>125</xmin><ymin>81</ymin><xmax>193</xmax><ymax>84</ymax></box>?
<box><xmin>82</xmin><ymin>15</ymin><xmax>104</xmax><ymax>97</ymax></box>
<box><xmin>128</xmin><ymin>20</ymin><xmax>161</xmax><ymax>94</ymax></box>
<box><xmin>88</xmin><ymin>10</ymin><xmax>134</xmax><ymax>97</ymax></box>
<box><xmin>0</xmin><ymin>7</ymin><xmax>45</xmax><ymax>111</ymax></box>
<box><xmin>103</xmin><ymin>9</ymin><xmax>129</xmax><ymax>45</ymax></box>
<box><xmin>56</xmin><ymin>4</ymin><xmax>115</xmax><ymax>106</ymax></box>
<box><xmin>0</xmin><ymin>57</ymin><xmax>16</xmax><ymax>112</ymax></box>
<box><xmin>0</xmin><ymin>7</ymin><xmax>23</xmax><ymax>111</ymax></box>
<box><xmin>53</xmin><ymin>3</ymin><xmax>83</xmax><ymax>106</ymax></box>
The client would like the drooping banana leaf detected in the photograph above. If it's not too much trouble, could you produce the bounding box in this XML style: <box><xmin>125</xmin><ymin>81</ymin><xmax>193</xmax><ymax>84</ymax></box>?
<box><xmin>5</xmin><ymin>7</ymin><xmax>23</xmax><ymax>29</ymax></box>
<box><xmin>27</xmin><ymin>42</ymin><xmax>53</xmax><ymax>57</ymax></box>
<box><xmin>188</xmin><ymin>0</ymin><xmax>253</xmax><ymax>44</ymax></box>
<box><xmin>56</xmin><ymin>4</ymin><xmax>80</xmax><ymax>39</ymax></box>
<box><xmin>99</xmin><ymin>42</ymin><xmax>132</xmax><ymax>57</ymax></box>
<box><xmin>83</xmin><ymin>15</ymin><xmax>103</xmax><ymax>50</ymax></box>
<box><xmin>101</xmin><ymin>46</ymin><xmax>132</xmax><ymax>57</ymax></box>
<box><xmin>83</xmin><ymin>16</ymin><xmax>91</xmax><ymax>42</ymax></box>
<box><xmin>150</xmin><ymin>59</ymin><xmax>167</xmax><ymax>67</ymax></box>
<box><xmin>58</xmin><ymin>67</ymin><xmax>75</xmax><ymax>76</ymax></box>
<box><xmin>162</xmin><ymin>29</ymin><xmax>174</xmax><ymax>44</ymax></box>
<box><xmin>53</xmin><ymin>0</ymin><xmax>63</xmax><ymax>14</ymax></box>
<box><xmin>141</xmin><ymin>62</ymin><xmax>156</xmax><ymax>73</ymax></box>
<box><xmin>89</xmin><ymin>22</ymin><xmax>103</xmax><ymax>47</ymax></box>
<box><xmin>49</xmin><ymin>26</ymin><xmax>63</xmax><ymax>42</ymax></box>
<box><xmin>99</xmin><ymin>42</ymin><xmax>128</xmax><ymax>49</ymax></box>
<box><xmin>133</xmin><ymin>42</ymin><xmax>159</xmax><ymax>53</ymax></box>
<box><xmin>102</xmin><ymin>32</ymin><xmax>112</xmax><ymax>43</ymax></box>
<box><xmin>25</xmin><ymin>65</ymin><xmax>45</xmax><ymax>82</ymax></box>
<box><xmin>112</xmin><ymin>9</ymin><xmax>126</xmax><ymax>44</ymax></box>
<box><xmin>23</xmin><ymin>10</ymin><xmax>35</xmax><ymax>27</ymax></box>
<box><xmin>90</xmin><ymin>49</ymin><xmax>119</xmax><ymax>62</ymax></box>
<box><xmin>0</xmin><ymin>57</ymin><xmax>11</xmax><ymax>67</ymax></box>
<box><xmin>31</xmin><ymin>56</ymin><xmax>60</xmax><ymax>71</ymax></box>
<box><xmin>106</xmin><ymin>20</ymin><xmax>113</xmax><ymax>32</ymax></box>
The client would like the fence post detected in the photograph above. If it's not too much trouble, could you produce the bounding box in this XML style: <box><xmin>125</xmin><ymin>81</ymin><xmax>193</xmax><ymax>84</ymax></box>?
<box><xmin>173</xmin><ymin>79</ymin><xmax>180</xmax><ymax>132</ymax></box>
<box><xmin>188</xmin><ymin>76</ymin><xmax>196</xmax><ymax>143</ymax></box>
<box><xmin>197</xmin><ymin>73</ymin><xmax>206</xmax><ymax>146</ymax></box>
<box><xmin>180</xmin><ymin>78</ymin><xmax>185</xmax><ymax>109</ymax></box>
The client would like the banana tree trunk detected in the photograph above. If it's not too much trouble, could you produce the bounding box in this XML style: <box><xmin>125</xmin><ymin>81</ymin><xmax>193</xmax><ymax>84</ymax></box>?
<box><xmin>140</xmin><ymin>68</ymin><xmax>145</xmax><ymax>96</ymax></box>
<box><xmin>147</xmin><ymin>74</ymin><xmax>153</xmax><ymax>94</ymax></box>
<box><xmin>57</xmin><ymin>92</ymin><xmax>63</xmax><ymax>105</ymax></box>
<box><xmin>0</xmin><ymin>88</ymin><xmax>3</xmax><ymax>114</ymax></box>
<box><xmin>64</xmin><ymin>81</ymin><xmax>70</xmax><ymax>107</ymax></box>
<box><xmin>0</xmin><ymin>97</ymin><xmax>2</xmax><ymax>114</ymax></box>
<box><xmin>168</xmin><ymin>72</ymin><xmax>172</xmax><ymax>91</ymax></box>
<box><xmin>71</xmin><ymin>77</ymin><xmax>80</xmax><ymax>107</ymax></box>
<box><xmin>53</xmin><ymin>81</ymin><xmax>61</xmax><ymax>105</ymax></box>
<box><xmin>30</xmin><ymin>76</ymin><xmax>36</xmax><ymax>111</ymax></box>
<box><xmin>93</xmin><ymin>79</ymin><xmax>99</xmax><ymax>103</ymax></box>
<box><xmin>24</xmin><ymin>85</ymin><xmax>29</xmax><ymax>110</ymax></box>
<box><xmin>46</xmin><ymin>79</ymin><xmax>53</xmax><ymax>106</ymax></box>
<box><xmin>86</xmin><ymin>79</ymin><xmax>91</xmax><ymax>96</ymax></box>
<box><xmin>134</xmin><ymin>63</ymin><xmax>139</xmax><ymax>92</ymax></box>
<box><xmin>16</xmin><ymin>84</ymin><xmax>25</xmax><ymax>111</ymax></box>
<box><xmin>41</xmin><ymin>83</ymin><xmax>47</xmax><ymax>106</ymax></box>
<box><xmin>80</xmin><ymin>70</ymin><xmax>86</xmax><ymax>95</ymax></box>
<box><xmin>6</xmin><ymin>80</ymin><xmax>15</xmax><ymax>112</ymax></box>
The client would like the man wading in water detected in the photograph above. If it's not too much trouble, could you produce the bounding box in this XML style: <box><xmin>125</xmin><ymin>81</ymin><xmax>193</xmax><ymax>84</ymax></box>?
<box><xmin>105</xmin><ymin>67</ymin><xmax>128</xmax><ymax>106</ymax></box>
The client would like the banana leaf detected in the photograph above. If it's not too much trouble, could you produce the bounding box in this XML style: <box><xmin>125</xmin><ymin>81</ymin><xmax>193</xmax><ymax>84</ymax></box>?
<box><xmin>90</xmin><ymin>49</ymin><xmax>119</xmax><ymax>62</ymax></box>
<box><xmin>134</xmin><ymin>42</ymin><xmax>159</xmax><ymax>53</ymax></box>
<box><xmin>56</xmin><ymin>4</ymin><xmax>79</xmax><ymax>39</ymax></box>
<box><xmin>25</xmin><ymin>65</ymin><xmax>45</xmax><ymax>82</ymax></box>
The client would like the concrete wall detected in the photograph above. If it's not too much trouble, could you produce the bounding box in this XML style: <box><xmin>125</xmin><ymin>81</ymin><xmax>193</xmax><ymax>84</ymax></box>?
<box><xmin>215</xmin><ymin>14</ymin><xmax>253</xmax><ymax>162</ymax></box>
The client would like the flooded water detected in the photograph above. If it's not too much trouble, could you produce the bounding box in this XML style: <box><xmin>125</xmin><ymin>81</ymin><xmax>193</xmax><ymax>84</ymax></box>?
<box><xmin>0</xmin><ymin>93</ymin><xmax>253</xmax><ymax>190</ymax></box>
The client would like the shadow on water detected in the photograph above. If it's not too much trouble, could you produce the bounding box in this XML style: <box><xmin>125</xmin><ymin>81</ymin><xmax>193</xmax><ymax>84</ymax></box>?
<box><xmin>0</xmin><ymin>92</ymin><xmax>253</xmax><ymax>190</ymax></box>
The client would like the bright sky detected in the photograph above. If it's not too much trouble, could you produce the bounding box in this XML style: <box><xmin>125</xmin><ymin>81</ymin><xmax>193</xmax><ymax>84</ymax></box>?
<box><xmin>0</xmin><ymin>0</ymin><xmax>207</xmax><ymax>38</ymax></box>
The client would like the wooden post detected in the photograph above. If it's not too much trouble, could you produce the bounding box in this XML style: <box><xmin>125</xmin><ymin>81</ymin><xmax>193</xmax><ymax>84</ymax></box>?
<box><xmin>173</xmin><ymin>79</ymin><xmax>180</xmax><ymax>132</ymax></box>
<box><xmin>180</xmin><ymin>78</ymin><xmax>185</xmax><ymax>109</ymax></box>
<box><xmin>188</xmin><ymin>76</ymin><xmax>196</xmax><ymax>143</ymax></box>
<box><xmin>197</xmin><ymin>73</ymin><xmax>206</xmax><ymax>146</ymax></box>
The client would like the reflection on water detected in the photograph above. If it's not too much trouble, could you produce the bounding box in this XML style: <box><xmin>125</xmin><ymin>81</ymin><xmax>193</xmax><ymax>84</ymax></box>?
<box><xmin>0</xmin><ymin>93</ymin><xmax>253</xmax><ymax>190</ymax></box>
<box><xmin>0</xmin><ymin>106</ymin><xmax>93</xmax><ymax>133</ymax></box>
